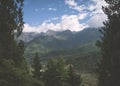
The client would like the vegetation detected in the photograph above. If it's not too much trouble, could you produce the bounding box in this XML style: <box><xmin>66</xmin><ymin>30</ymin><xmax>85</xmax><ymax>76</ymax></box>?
<box><xmin>97</xmin><ymin>0</ymin><xmax>120</xmax><ymax>86</ymax></box>
<box><xmin>27</xmin><ymin>42</ymin><xmax>101</xmax><ymax>72</ymax></box>
<box><xmin>68</xmin><ymin>64</ymin><xmax>82</xmax><ymax>86</ymax></box>
<box><xmin>0</xmin><ymin>0</ymin><xmax>43</xmax><ymax>86</ymax></box>
<box><xmin>24</xmin><ymin>28</ymin><xmax>100</xmax><ymax>57</ymax></box>
<box><xmin>43</xmin><ymin>58</ymin><xmax>82</xmax><ymax>86</ymax></box>
<box><xmin>32</xmin><ymin>53</ymin><xmax>42</xmax><ymax>79</ymax></box>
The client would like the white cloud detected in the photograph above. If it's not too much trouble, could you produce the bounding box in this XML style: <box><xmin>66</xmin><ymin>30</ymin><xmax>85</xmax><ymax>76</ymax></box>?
<box><xmin>23</xmin><ymin>24</ymin><xmax>38</xmax><ymax>32</ymax></box>
<box><xmin>65</xmin><ymin>0</ymin><xmax>108</xmax><ymax>28</ymax></box>
<box><xmin>48</xmin><ymin>8</ymin><xmax>57</xmax><ymax>11</ymax></box>
<box><xmin>65</xmin><ymin>0</ymin><xmax>77</xmax><ymax>7</ymax></box>
<box><xmin>87</xmin><ymin>0</ymin><xmax>108</xmax><ymax>27</ymax></box>
<box><xmin>23</xmin><ymin>15</ymin><xmax>88</xmax><ymax>33</ymax></box>
<box><xmin>24</xmin><ymin>0</ymin><xmax>108</xmax><ymax>33</ymax></box>
<box><xmin>61</xmin><ymin>15</ymin><xmax>88</xmax><ymax>31</ymax></box>
<box><xmin>39</xmin><ymin>22</ymin><xmax>61</xmax><ymax>32</ymax></box>
<box><xmin>88</xmin><ymin>14</ymin><xmax>107</xmax><ymax>28</ymax></box>
<box><xmin>90</xmin><ymin>0</ymin><xmax>108</xmax><ymax>15</ymax></box>
<box><xmin>78</xmin><ymin>13</ymin><xmax>88</xmax><ymax>20</ymax></box>
<box><xmin>88</xmin><ymin>5</ymin><xmax>95</xmax><ymax>11</ymax></box>
<box><xmin>74</xmin><ymin>5</ymin><xmax>85</xmax><ymax>12</ymax></box>
<box><xmin>23</xmin><ymin>23</ymin><xmax>61</xmax><ymax>33</ymax></box>
<box><xmin>65</xmin><ymin>0</ymin><xmax>108</xmax><ymax>15</ymax></box>
<box><xmin>65</xmin><ymin>0</ymin><xmax>85</xmax><ymax>12</ymax></box>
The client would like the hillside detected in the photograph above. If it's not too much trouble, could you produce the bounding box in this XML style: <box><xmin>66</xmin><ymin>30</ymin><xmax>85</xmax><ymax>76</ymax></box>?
<box><xmin>19</xmin><ymin>32</ymin><xmax>40</xmax><ymax>42</ymax></box>
<box><xmin>40</xmin><ymin>42</ymin><xmax>101</xmax><ymax>72</ymax></box>
<box><xmin>25</xmin><ymin>28</ymin><xmax>100</xmax><ymax>53</ymax></box>
<box><xmin>23</xmin><ymin>28</ymin><xmax>101</xmax><ymax>72</ymax></box>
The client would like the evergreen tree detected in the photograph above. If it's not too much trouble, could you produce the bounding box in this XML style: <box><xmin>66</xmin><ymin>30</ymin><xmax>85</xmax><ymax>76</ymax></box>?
<box><xmin>32</xmin><ymin>52</ymin><xmax>42</xmax><ymax>79</ymax></box>
<box><xmin>97</xmin><ymin>0</ymin><xmax>120</xmax><ymax>86</ymax></box>
<box><xmin>0</xmin><ymin>0</ymin><xmax>24</xmax><ymax>62</ymax></box>
<box><xmin>68</xmin><ymin>64</ymin><xmax>82</xmax><ymax>86</ymax></box>
<box><xmin>0</xmin><ymin>59</ymin><xmax>31</xmax><ymax>86</ymax></box>
<box><xmin>43</xmin><ymin>58</ymin><xmax>68</xmax><ymax>86</ymax></box>
<box><xmin>0</xmin><ymin>0</ymin><xmax>35</xmax><ymax>86</ymax></box>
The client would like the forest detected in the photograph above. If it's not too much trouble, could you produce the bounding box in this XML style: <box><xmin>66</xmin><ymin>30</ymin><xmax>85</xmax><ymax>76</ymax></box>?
<box><xmin>0</xmin><ymin>0</ymin><xmax>120</xmax><ymax>86</ymax></box>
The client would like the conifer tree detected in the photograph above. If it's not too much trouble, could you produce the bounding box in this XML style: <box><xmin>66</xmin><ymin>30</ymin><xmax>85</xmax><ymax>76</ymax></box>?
<box><xmin>0</xmin><ymin>0</ymin><xmax>33</xmax><ymax>86</ymax></box>
<box><xmin>32</xmin><ymin>52</ymin><xmax>42</xmax><ymax>79</ymax></box>
<box><xmin>68</xmin><ymin>64</ymin><xmax>82</xmax><ymax>86</ymax></box>
<box><xmin>43</xmin><ymin>58</ymin><xmax>68</xmax><ymax>86</ymax></box>
<box><xmin>0</xmin><ymin>0</ymin><xmax>45</xmax><ymax>86</ymax></box>
<box><xmin>0</xmin><ymin>0</ymin><xmax>24</xmax><ymax>61</ymax></box>
<box><xmin>97</xmin><ymin>0</ymin><xmax>120</xmax><ymax>86</ymax></box>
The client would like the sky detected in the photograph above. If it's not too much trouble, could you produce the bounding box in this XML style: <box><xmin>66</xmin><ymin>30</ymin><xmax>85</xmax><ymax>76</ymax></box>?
<box><xmin>23</xmin><ymin>0</ymin><xmax>108</xmax><ymax>33</ymax></box>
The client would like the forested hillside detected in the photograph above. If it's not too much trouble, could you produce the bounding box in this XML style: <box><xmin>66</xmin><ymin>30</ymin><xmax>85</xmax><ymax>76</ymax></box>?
<box><xmin>24</xmin><ymin>28</ymin><xmax>100</xmax><ymax>55</ymax></box>
<box><xmin>22</xmin><ymin>28</ymin><xmax>101</xmax><ymax>72</ymax></box>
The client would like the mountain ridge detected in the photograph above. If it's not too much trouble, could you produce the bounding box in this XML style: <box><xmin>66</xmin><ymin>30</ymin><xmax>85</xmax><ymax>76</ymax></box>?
<box><xmin>23</xmin><ymin>27</ymin><xmax>101</xmax><ymax>72</ymax></box>
<box><xmin>26</xmin><ymin>28</ymin><xmax>100</xmax><ymax>50</ymax></box>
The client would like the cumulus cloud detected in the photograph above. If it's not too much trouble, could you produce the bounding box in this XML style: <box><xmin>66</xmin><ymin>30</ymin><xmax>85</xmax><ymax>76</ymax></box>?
<box><xmin>90</xmin><ymin>0</ymin><xmax>108</xmax><ymax>15</ymax></box>
<box><xmin>78</xmin><ymin>13</ymin><xmax>88</xmax><ymax>20</ymax></box>
<box><xmin>23</xmin><ymin>23</ymin><xmax>61</xmax><ymax>33</ymax></box>
<box><xmin>88</xmin><ymin>5</ymin><xmax>95</xmax><ymax>11</ymax></box>
<box><xmin>61</xmin><ymin>15</ymin><xmax>88</xmax><ymax>31</ymax></box>
<box><xmin>87</xmin><ymin>0</ymin><xmax>108</xmax><ymax>27</ymax></box>
<box><xmin>65</xmin><ymin>0</ymin><xmax>107</xmax><ymax>14</ymax></box>
<box><xmin>88</xmin><ymin>14</ymin><xmax>107</xmax><ymax>28</ymax></box>
<box><xmin>65</xmin><ymin>0</ymin><xmax>108</xmax><ymax>28</ymax></box>
<box><xmin>23</xmin><ymin>15</ymin><xmax>88</xmax><ymax>33</ymax></box>
<box><xmin>23</xmin><ymin>24</ymin><xmax>38</xmax><ymax>32</ymax></box>
<box><xmin>24</xmin><ymin>0</ymin><xmax>108</xmax><ymax>33</ymax></box>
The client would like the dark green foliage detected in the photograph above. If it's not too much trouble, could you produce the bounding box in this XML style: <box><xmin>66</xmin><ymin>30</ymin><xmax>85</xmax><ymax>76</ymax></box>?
<box><xmin>67</xmin><ymin>64</ymin><xmax>82</xmax><ymax>86</ymax></box>
<box><xmin>97</xmin><ymin>0</ymin><xmax>120</xmax><ymax>86</ymax></box>
<box><xmin>40</xmin><ymin>42</ymin><xmax>101</xmax><ymax>72</ymax></box>
<box><xmin>43</xmin><ymin>58</ymin><xmax>68</xmax><ymax>86</ymax></box>
<box><xmin>43</xmin><ymin>58</ymin><xmax>83</xmax><ymax>86</ymax></box>
<box><xmin>0</xmin><ymin>59</ymin><xmax>31</xmax><ymax>86</ymax></box>
<box><xmin>0</xmin><ymin>0</ymin><xmax>45</xmax><ymax>85</ymax></box>
<box><xmin>0</xmin><ymin>0</ymin><xmax>24</xmax><ymax>61</ymax></box>
<box><xmin>0</xmin><ymin>0</ymin><xmax>39</xmax><ymax>86</ymax></box>
<box><xmin>32</xmin><ymin>52</ymin><xmax>42</xmax><ymax>79</ymax></box>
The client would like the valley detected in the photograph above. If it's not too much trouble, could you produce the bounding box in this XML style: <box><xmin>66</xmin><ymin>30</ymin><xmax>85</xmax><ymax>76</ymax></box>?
<box><xmin>19</xmin><ymin>28</ymin><xmax>102</xmax><ymax>72</ymax></box>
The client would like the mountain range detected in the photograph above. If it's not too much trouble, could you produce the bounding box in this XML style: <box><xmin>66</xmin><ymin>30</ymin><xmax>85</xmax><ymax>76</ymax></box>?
<box><xmin>20</xmin><ymin>28</ymin><xmax>101</xmax><ymax>72</ymax></box>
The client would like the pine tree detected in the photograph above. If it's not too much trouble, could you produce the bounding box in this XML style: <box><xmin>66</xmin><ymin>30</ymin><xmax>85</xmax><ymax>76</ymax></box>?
<box><xmin>68</xmin><ymin>64</ymin><xmax>82</xmax><ymax>86</ymax></box>
<box><xmin>32</xmin><ymin>52</ymin><xmax>42</xmax><ymax>79</ymax></box>
<box><xmin>43</xmin><ymin>58</ymin><xmax>68</xmax><ymax>86</ymax></box>
<box><xmin>0</xmin><ymin>0</ymin><xmax>34</xmax><ymax>86</ymax></box>
<box><xmin>97</xmin><ymin>0</ymin><xmax>120</xmax><ymax>86</ymax></box>
<box><xmin>0</xmin><ymin>0</ymin><xmax>45</xmax><ymax>86</ymax></box>
<box><xmin>0</xmin><ymin>0</ymin><xmax>24</xmax><ymax>62</ymax></box>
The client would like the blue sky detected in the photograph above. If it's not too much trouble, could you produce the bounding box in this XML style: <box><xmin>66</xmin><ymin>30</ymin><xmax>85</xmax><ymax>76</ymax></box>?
<box><xmin>23</xmin><ymin>0</ymin><xmax>107</xmax><ymax>32</ymax></box>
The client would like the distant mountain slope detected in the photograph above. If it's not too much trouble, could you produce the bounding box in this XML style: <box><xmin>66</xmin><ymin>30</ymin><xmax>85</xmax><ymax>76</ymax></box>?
<box><xmin>40</xmin><ymin>42</ymin><xmax>101</xmax><ymax>72</ymax></box>
<box><xmin>25</xmin><ymin>28</ymin><xmax>100</xmax><ymax>53</ymax></box>
<box><xmin>19</xmin><ymin>32</ymin><xmax>40</xmax><ymax>42</ymax></box>
<box><xmin>23</xmin><ymin>28</ymin><xmax>101</xmax><ymax>72</ymax></box>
